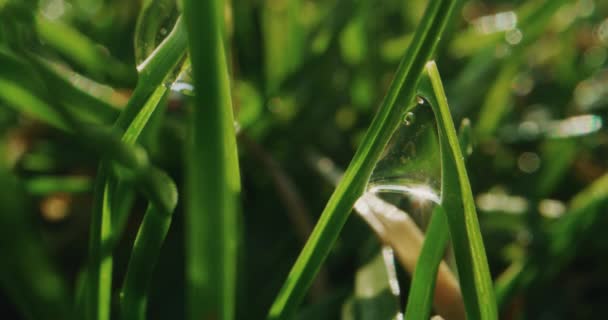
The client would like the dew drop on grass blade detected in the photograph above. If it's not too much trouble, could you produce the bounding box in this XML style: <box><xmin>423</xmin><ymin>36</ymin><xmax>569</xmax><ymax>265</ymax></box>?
<box><xmin>354</xmin><ymin>96</ymin><xmax>464</xmax><ymax>319</ymax></box>
<box><xmin>356</xmin><ymin>97</ymin><xmax>441</xmax><ymax>257</ymax></box>
<box><xmin>135</xmin><ymin>0</ymin><xmax>179</xmax><ymax>66</ymax></box>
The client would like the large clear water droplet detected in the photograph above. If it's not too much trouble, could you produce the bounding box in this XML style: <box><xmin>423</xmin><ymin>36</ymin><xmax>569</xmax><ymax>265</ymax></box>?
<box><xmin>370</xmin><ymin>97</ymin><xmax>441</xmax><ymax>202</ymax></box>
<box><xmin>355</xmin><ymin>95</ymin><xmax>441</xmax><ymax>271</ymax></box>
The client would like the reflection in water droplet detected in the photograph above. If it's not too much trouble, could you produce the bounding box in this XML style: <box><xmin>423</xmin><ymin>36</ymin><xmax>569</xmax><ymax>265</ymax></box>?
<box><xmin>169</xmin><ymin>66</ymin><xmax>194</xmax><ymax>97</ymax></box>
<box><xmin>368</xmin><ymin>183</ymin><xmax>440</xmax><ymax>204</ymax></box>
<box><xmin>402</xmin><ymin>112</ymin><xmax>415</xmax><ymax>126</ymax></box>
<box><xmin>170</xmin><ymin>81</ymin><xmax>194</xmax><ymax>96</ymax></box>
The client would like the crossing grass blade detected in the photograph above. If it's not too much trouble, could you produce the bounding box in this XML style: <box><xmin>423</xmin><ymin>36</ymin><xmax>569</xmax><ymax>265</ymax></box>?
<box><xmin>266</xmin><ymin>0</ymin><xmax>459</xmax><ymax>318</ymax></box>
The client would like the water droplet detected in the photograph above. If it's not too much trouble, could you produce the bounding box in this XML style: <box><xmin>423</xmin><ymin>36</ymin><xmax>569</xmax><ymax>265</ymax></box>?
<box><xmin>402</xmin><ymin>112</ymin><xmax>415</xmax><ymax>126</ymax></box>
<box><xmin>416</xmin><ymin>96</ymin><xmax>425</xmax><ymax>105</ymax></box>
<box><xmin>365</xmin><ymin>99</ymin><xmax>441</xmax><ymax>230</ymax></box>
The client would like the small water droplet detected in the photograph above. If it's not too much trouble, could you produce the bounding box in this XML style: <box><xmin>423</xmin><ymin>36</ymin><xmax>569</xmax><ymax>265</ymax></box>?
<box><xmin>403</xmin><ymin>112</ymin><xmax>415</xmax><ymax>126</ymax></box>
<box><xmin>416</xmin><ymin>96</ymin><xmax>425</xmax><ymax>105</ymax></box>
<box><xmin>159</xmin><ymin>28</ymin><xmax>168</xmax><ymax>36</ymax></box>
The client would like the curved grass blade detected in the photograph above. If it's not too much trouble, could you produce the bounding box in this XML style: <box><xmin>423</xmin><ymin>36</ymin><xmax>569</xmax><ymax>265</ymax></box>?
<box><xmin>267</xmin><ymin>0</ymin><xmax>459</xmax><ymax>318</ymax></box>
<box><xmin>84</xmin><ymin>17</ymin><xmax>186</xmax><ymax>320</ymax></box>
<box><xmin>419</xmin><ymin>61</ymin><xmax>497</xmax><ymax>320</ymax></box>
<box><xmin>119</xmin><ymin>168</ymin><xmax>178</xmax><ymax>320</ymax></box>
<box><xmin>181</xmin><ymin>0</ymin><xmax>243</xmax><ymax>319</ymax></box>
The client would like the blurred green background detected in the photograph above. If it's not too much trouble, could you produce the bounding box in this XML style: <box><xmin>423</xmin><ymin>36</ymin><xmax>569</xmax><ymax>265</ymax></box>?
<box><xmin>1</xmin><ymin>0</ymin><xmax>607</xmax><ymax>319</ymax></box>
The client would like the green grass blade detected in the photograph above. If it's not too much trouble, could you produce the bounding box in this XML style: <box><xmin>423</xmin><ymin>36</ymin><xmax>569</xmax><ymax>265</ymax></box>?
<box><xmin>24</xmin><ymin>175</ymin><xmax>92</xmax><ymax>195</ymax></box>
<box><xmin>115</xmin><ymin>16</ymin><xmax>186</xmax><ymax>131</ymax></box>
<box><xmin>405</xmin><ymin>114</ymin><xmax>476</xmax><ymax>320</ymax></box>
<box><xmin>86</xmin><ymin>173</ymin><xmax>114</xmax><ymax>320</ymax></box>
<box><xmin>405</xmin><ymin>205</ymin><xmax>464</xmax><ymax>320</ymax></box>
<box><xmin>119</xmin><ymin>168</ymin><xmax>178</xmax><ymax>320</ymax></box>
<box><xmin>267</xmin><ymin>0</ymin><xmax>459</xmax><ymax>318</ymax></box>
<box><xmin>0</xmin><ymin>77</ymin><xmax>70</xmax><ymax>130</ymax></box>
<box><xmin>35</xmin><ymin>15</ymin><xmax>136</xmax><ymax>86</ymax></box>
<box><xmin>182</xmin><ymin>0</ymin><xmax>243</xmax><ymax>319</ymax></box>
<box><xmin>33</xmin><ymin>58</ymin><xmax>120</xmax><ymax>124</ymax></box>
<box><xmin>420</xmin><ymin>61</ymin><xmax>497</xmax><ymax>320</ymax></box>
<box><xmin>83</xmin><ymin>16</ymin><xmax>186</xmax><ymax>320</ymax></box>
<box><xmin>122</xmin><ymin>85</ymin><xmax>168</xmax><ymax>145</ymax></box>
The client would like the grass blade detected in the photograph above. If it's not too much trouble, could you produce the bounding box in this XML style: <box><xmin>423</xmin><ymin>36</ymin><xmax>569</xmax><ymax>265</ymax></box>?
<box><xmin>267</xmin><ymin>0</ymin><xmax>459</xmax><ymax>318</ymax></box>
<box><xmin>404</xmin><ymin>205</ymin><xmax>465</xmax><ymax>320</ymax></box>
<box><xmin>182</xmin><ymin>0</ymin><xmax>243</xmax><ymax>319</ymax></box>
<box><xmin>35</xmin><ymin>15</ymin><xmax>136</xmax><ymax>86</ymax></box>
<box><xmin>84</xmin><ymin>17</ymin><xmax>186</xmax><ymax>320</ymax></box>
<box><xmin>420</xmin><ymin>61</ymin><xmax>497</xmax><ymax>320</ymax></box>
<box><xmin>404</xmin><ymin>114</ymin><xmax>476</xmax><ymax>320</ymax></box>
<box><xmin>119</xmin><ymin>168</ymin><xmax>178</xmax><ymax>320</ymax></box>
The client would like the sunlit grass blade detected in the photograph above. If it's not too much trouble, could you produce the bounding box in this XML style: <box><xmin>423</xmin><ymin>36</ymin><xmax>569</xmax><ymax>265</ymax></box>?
<box><xmin>267</xmin><ymin>0</ymin><xmax>459</xmax><ymax>318</ymax></box>
<box><xmin>182</xmin><ymin>0</ymin><xmax>243</xmax><ymax>319</ymax></box>
<box><xmin>420</xmin><ymin>61</ymin><xmax>497</xmax><ymax>320</ymax></box>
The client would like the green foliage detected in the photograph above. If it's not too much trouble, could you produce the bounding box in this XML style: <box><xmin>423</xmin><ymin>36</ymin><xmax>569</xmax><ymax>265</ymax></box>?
<box><xmin>0</xmin><ymin>0</ymin><xmax>607</xmax><ymax>319</ymax></box>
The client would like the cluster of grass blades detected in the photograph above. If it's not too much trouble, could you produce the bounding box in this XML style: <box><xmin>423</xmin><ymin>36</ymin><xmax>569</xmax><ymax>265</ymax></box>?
<box><xmin>1</xmin><ymin>0</ymin><xmax>607</xmax><ymax>319</ymax></box>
